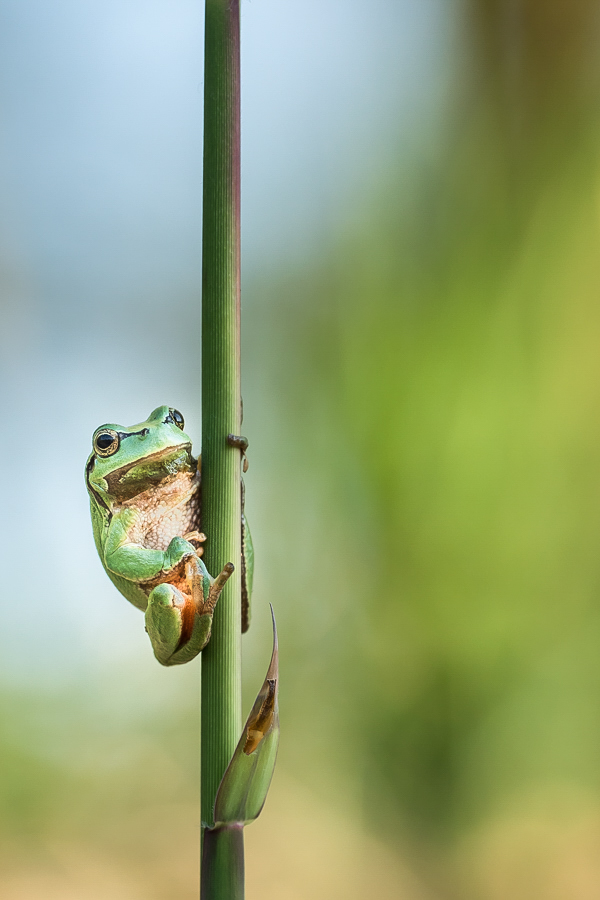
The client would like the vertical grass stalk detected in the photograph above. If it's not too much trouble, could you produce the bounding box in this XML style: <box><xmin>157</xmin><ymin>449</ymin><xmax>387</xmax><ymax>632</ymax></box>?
<box><xmin>200</xmin><ymin>0</ymin><xmax>243</xmax><ymax>895</ymax></box>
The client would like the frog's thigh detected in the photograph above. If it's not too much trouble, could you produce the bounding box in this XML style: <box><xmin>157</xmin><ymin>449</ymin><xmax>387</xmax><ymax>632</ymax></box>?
<box><xmin>145</xmin><ymin>583</ymin><xmax>212</xmax><ymax>667</ymax></box>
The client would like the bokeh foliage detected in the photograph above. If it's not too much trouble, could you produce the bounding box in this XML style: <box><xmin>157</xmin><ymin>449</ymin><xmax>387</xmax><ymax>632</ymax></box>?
<box><xmin>245</xmin><ymin>0</ymin><xmax>600</xmax><ymax>891</ymax></box>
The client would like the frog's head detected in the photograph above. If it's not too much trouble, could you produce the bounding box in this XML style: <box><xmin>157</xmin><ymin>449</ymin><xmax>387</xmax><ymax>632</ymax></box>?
<box><xmin>86</xmin><ymin>406</ymin><xmax>196</xmax><ymax>508</ymax></box>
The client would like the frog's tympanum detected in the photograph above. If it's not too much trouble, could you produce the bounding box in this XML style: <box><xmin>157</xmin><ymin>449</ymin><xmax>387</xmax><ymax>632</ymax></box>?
<box><xmin>85</xmin><ymin>406</ymin><xmax>252</xmax><ymax>666</ymax></box>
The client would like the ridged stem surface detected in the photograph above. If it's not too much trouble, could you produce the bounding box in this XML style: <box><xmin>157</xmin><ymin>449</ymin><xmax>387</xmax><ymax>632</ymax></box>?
<box><xmin>200</xmin><ymin>0</ymin><xmax>243</xmax><ymax>892</ymax></box>
<box><xmin>201</xmin><ymin>826</ymin><xmax>244</xmax><ymax>900</ymax></box>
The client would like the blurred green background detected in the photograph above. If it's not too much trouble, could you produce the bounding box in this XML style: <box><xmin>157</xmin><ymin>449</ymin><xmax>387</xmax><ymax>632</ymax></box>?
<box><xmin>1</xmin><ymin>0</ymin><xmax>600</xmax><ymax>896</ymax></box>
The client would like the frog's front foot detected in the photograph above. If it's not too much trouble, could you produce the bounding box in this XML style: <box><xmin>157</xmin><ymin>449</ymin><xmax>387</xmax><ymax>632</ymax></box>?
<box><xmin>227</xmin><ymin>433</ymin><xmax>249</xmax><ymax>472</ymax></box>
<box><xmin>145</xmin><ymin>557</ymin><xmax>234</xmax><ymax>666</ymax></box>
<box><xmin>183</xmin><ymin>530</ymin><xmax>207</xmax><ymax>555</ymax></box>
<box><xmin>227</xmin><ymin>433</ymin><xmax>248</xmax><ymax>452</ymax></box>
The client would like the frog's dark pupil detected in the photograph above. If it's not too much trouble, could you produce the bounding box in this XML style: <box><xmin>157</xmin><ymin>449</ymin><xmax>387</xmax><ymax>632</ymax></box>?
<box><xmin>172</xmin><ymin>409</ymin><xmax>184</xmax><ymax>429</ymax></box>
<box><xmin>96</xmin><ymin>433</ymin><xmax>115</xmax><ymax>450</ymax></box>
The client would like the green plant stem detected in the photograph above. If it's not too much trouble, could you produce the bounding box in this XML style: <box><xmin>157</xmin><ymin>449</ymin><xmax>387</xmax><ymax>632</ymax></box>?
<box><xmin>200</xmin><ymin>0</ymin><xmax>243</xmax><ymax>894</ymax></box>
<box><xmin>201</xmin><ymin>826</ymin><xmax>244</xmax><ymax>900</ymax></box>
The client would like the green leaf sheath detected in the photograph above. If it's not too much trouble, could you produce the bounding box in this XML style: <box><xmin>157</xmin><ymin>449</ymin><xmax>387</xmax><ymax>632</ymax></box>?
<box><xmin>213</xmin><ymin>611</ymin><xmax>279</xmax><ymax>827</ymax></box>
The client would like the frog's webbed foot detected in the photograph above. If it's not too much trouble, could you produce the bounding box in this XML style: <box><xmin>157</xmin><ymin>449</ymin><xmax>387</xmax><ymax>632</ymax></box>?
<box><xmin>145</xmin><ymin>556</ymin><xmax>234</xmax><ymax>667</ymax></box>
<box><xmin>183</xmin><ymin>530</ymin><xmax>207</xmax><ymax>556</ymax></box>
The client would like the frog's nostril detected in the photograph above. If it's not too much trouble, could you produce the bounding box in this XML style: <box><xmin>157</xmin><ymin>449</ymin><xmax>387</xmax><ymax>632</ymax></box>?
<box><xmin>141</xmin><ymin>428</ymin><xmax>149</xmax><ymax>437</ymax></box>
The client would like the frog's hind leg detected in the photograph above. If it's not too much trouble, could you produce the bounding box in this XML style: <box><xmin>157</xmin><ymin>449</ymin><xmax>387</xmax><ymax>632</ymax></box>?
<box><xmin>145</xmin><ymin>557</ymin><xmax>234</xmax><ymax>667</ymax></box>
<box><xmin>241</xmin><ymin>512</ymin><xmax>253</xmax><ymax>633</ymax></box>
<box><xmin>145</xmin><ymin>583</ymin><xmax>204</xmax><ymax>667</ymax></box>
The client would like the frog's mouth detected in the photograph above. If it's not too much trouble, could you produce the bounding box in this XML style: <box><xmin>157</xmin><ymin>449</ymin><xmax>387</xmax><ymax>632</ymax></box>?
<box><xmin>104</xmin><ymin>442</ymin><xmax>195</xmax><ymax>501</ymax></box>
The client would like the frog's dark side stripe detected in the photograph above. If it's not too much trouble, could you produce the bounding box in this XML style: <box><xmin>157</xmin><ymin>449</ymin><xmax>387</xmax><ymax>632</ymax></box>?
<box><xmin>85</xmin><ymin>455</ymin><xmax>112</xmax><ymax>522</ymax></box>
<box><xmin>117</xmin><ymin>428</ymin><xmax>150</xmax><ymax>439</ymax></box>
<box><xmin>86</xmin><ymin>430</ymin><xmax>154</xmax><ymax>518</ymax></box>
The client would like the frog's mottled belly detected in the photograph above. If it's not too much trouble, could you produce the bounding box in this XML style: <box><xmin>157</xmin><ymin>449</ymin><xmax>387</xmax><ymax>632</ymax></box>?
<box><xmin>122</xmin><ymin>470</ymin><xmax>201</xmax><ymax>550</ymax></box>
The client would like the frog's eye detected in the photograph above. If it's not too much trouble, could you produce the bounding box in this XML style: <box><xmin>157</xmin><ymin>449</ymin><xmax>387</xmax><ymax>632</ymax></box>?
<box><xmin>94</xmin><ymin>429</ymin><xmax>120</xmax><ymax>457</ymax></box>
<box><xmin>170</xmin><ymin>409</ymin><xmax>185</xmax><ymax>430</ymax></box>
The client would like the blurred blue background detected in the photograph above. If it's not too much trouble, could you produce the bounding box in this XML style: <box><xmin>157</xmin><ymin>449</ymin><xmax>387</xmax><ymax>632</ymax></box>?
<box><xmin>2</xmin><ymin>0</ymin><xmax>600</xmax><ymax>897</ymax></box>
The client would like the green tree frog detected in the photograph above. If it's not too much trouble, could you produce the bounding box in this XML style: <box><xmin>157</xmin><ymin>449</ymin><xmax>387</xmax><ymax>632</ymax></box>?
<box><xmin>85</xmin><ymin>406</ymin><xmax>252</xmax><ymax>666</ymax></box>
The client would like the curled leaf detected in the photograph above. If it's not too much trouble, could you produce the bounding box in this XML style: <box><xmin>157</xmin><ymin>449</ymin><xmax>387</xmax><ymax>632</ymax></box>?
<box><xmin>212</xmin><ymin>606</ymin><xmax>279</xmax><ymax>827</ymax></box>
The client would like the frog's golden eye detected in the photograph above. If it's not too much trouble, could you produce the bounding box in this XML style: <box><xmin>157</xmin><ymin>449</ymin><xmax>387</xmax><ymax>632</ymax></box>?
<box><xmin>170</xmin><ymin>409</ymin><xmax>185</xmax><ymax>430</ymax></box>
<box><xmin>94</xmin><ymin>429</ymin><xmax>120</xmax><ymax>457</ymax></box>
